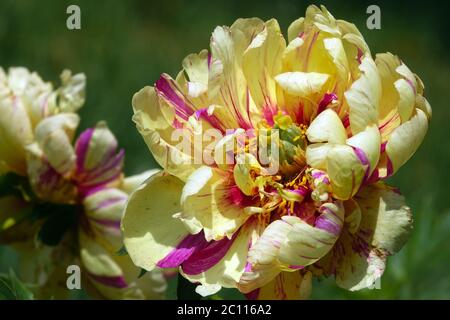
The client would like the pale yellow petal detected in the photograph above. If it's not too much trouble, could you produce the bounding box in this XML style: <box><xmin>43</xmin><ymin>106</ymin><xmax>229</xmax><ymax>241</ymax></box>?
<box><xmin>122</xmin><ymin>171</ymin><xmax>188</xmax><ymax>271</ymax></box>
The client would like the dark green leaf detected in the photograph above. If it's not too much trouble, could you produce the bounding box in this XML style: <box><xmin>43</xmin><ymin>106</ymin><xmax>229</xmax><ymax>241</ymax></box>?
<box><xmin>138</xmin><ymin>268</ymin><xmax>147</xmax><ymax>278</ymax></box>
<box><xmin>116</xmin><ymin>245</ymin><xmax>128</xmax><ymax>256</ymax></box>
<box><xmin>177</xmin><ymin>272</ymin><xmax>201</xmax><ymax>300</ymax></box>
<box><xmin>0</xmin><ymin>173</ymin><xmax>23</xmax><ymax>198</ymax></box>
<box><xmin>0</xmin><ymin>270</ymin><xmax>33</xmax><ymax>300</ymax></box>
<box><xmin>38</xmin><ymin>205</ymin><xmax>78</xmax><ymax>246</ymax></box>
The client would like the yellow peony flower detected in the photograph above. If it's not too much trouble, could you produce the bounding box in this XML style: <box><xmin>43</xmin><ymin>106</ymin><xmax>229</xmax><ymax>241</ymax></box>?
<box><xmin>122</xmin><ymin>5</ymin><xmax>430</xmax><ymax>299</ymax></box>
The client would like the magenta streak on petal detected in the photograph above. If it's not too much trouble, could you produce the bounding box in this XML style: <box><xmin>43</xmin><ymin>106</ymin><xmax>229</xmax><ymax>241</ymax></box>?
<box><xmin>405</xmin><ymin>78</ymin><xmax>417</xmax><ymax>95</ymax></box>
<box><xmin>380</xmin><ymin>141</ymin><xmax>387</xmax><ymax>153</ymax></box>
<box><xmin>262</xmin><ymin>104</ymin><xmax>277</xmax><ymax>126</ymax></box>
<box><xmin>173</xmin><ymin>118</ymin><xmax>183</xmax><ymax>129</ymax></box>
<box><xmin>295</xmin><ymin>102</ymin><xmax>305</xmax><ymax>125</ymax></box>
<box><xmin>319</xmin><ymin>206</ymin><xmax>343</xmax><ymax>223</ymax></box>
<box><xmin>155</xmin><ymin>75</ymin><xmax>195</xmax><ymax>121</ymax></box>
<box><xmin>289</xmin><ymin>265</ymin><xmax>304</xmax><ymax>270</ymax></box>
<box><xmin>367</xmin><ymin>169</ymin><xmax>380</xmax><ymax>184</ymax></box>
<box><xmin>245</xmin><ymin>289</ymin><xmax>260</xmax><ymax>300</ymax></box>
<box><xmin>379</xmin><ymin>113</ymin><xmax>399</xmax><ymax>133</ymax></box>
<box><xmin>77</xmin><ymin>149</ymin><xmax>125</xmax><ymax>196</ymax></box>
<box><xmin>317</xmin><ymin>93</ymin><xmax>337</xmax><ymax>114</ymax></box>
<box><xmin>352</xmin><ymin>233</ymin><xmax>370</xmax><ymax>257</ymax></box>
<box><xmin>222</xmin><ymin>83</ymin><xmax>252</xmax><ymax>130</ymax></box>
<box><xmin>244</xmin><ymin>261</ymin><xmax>252</xmax><ymax>272</ymax></box>
<box><xmin>311</xmin><ymin>171</ymin><xmax>325</xmax><ymax>179</ymax></box>
<box><xmin>194</xmin><ymin>108</ymin><xmax>225</xmax><ymax>133</ymax></box>
<box><xmin>90</xmin><ymin>217</ymin><xmax>121</xmax><ymax>229</ymax></box>
<box><xmin>353</xmin><ymin>147</ymin><xmax>370</xmax><ymax>182</ymax></box>
<box><xmin>75</xmin><ymin>128</ymin><xmax>95</xmax><ymax>174</ymax></box>
<box><xmin>342</xmin><ymin>114</ymin><xmax>350</xmax><ymax>129</ymax></box>
<box><xmin>207</xmin><ymin>52</ymin><xmax>212</xmax><ymax>69</ymax></box>
<box><xmin>85</xmin><ymin>149</ymin><xmax>125</xmax><ymax>181</ymax></box>
<box><xmin>287</xmin><ymin>186</ymin><xmax>309</xmax><ymax>198</ymax></box>
<box><xmin>315</xmin><ymin>215</ymin><xmax>341</xmax><ymax>236</ymax></box>
<box><xmin>228</xmin><ymin>185</ymin><xmax>254</xmax><ymax>207</ymax></box>
<box><xmin>304</xmin><ymin>31</ymin><xmax>319</xmax><ymax>71</ymax></box>
<box><xmin>93</xmin><ymin>196</ymin><xmax>127</xmax><ymax>211</ymax></box>
<box><xmin>156</xmin><ymin>232</ymin><xmax>209</xmax><ymax>268</ymax></box>
<box><xmin>357</xmin><ymin>47</ymin><xmax>364</xmax><ymax>64</ymax></box>
<box><xmin>87</xmin><ymin>273</ymin><xmax>128</xmax><ymax>289</ymax></box>
<box><xmin>181</xmin><ymin>232</ymin><xmax>238</xmax><ymax>275</ymax></box>
<box><xmin>39</xmin><ymin>163</ymin><xmax>60</xmax><ymax>186</ymax></box>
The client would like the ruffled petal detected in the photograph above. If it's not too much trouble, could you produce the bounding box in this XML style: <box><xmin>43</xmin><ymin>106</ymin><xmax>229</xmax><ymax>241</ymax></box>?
<box><xmin>74</xmin><ymin>122</ymin><xmax>124</xmax><ymax>193</ymax></box>
<box><xmin>34</xmin><ymin>113</ymin><xmax>79</xmax><ymax>175</ymax></box>
<box><xmin>132</xmin><ymin>86</ymin><xmax>199</xmax><ymax>181</ymax></box>
<box><xmin>242</xmin><ymin>19</ymin><xmax>285</xmax><ymax>118</ymax></box>
<box><xmin>385</xmin><ymin>108</ymin><xmax>428</xmax><ymax>173</ymax></box>
<box><xmin>344</xmin><ymin>55</ymin><xmax>381</xmax><ymax>134</ymax></box>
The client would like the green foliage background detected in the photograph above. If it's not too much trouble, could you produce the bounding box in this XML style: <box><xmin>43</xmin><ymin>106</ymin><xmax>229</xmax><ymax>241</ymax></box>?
<box><xmin>0</xmin><ymin>0</ymin><xmax>449</xmax><ymax>299</ymax></box>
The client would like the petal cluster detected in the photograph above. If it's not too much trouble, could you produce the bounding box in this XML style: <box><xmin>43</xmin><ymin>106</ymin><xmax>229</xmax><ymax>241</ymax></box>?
<box><xmin>123</xmin><ymin>5</ymin><xmax>430</xmax><ymax>299</ymax></box>
<box><xmin>0</xmin><ymin>68</ymin><xmax>85</xmax><ymax>175</ymax></box>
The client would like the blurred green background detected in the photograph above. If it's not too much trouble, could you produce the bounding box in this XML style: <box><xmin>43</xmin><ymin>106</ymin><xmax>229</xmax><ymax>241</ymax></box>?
<box><xmin>0</xmin><ymin>0</ymin><xmax>449</xmax><ymax>299</ymax></box>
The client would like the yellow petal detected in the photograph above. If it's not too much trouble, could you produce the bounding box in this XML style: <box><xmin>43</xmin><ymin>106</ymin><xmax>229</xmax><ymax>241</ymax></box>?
<box><xmin>34</xmin><ymin>113</ymin><xmax>79</xmax><ymax>175</ymax></box>
<box><xmin>305</xmin><ymin>143</ymin><xmax>331</xmax><ymax>170</ymax></box>
<box><xmin>275</xmin><ymin>71</ymin><xmax>329</xmax><ymax>97</ymax></box>
<box><xmin>386</xmin><ymin>108</ymin><xmax>428</xmax><ymax>173</ymax></box>
<box><xmin>122</xmin><ymin>171</ymin><xmax>188</xmax><ymax>271</ymax></box>
<box><xmin>180</xmin><ymin>166</ymin><xmax>251</xmax><ymax>241</ymax></box>
<box><xmin>255</xmin><ymin>271</ymin><xmax>312</xmax><ymax>300</ymax></box>
<box><xmin>182</xmin><ymin>50</ymin><xmax>209</xmax><ymax>99</ymax></box>
<box><xmin>83</xmin><ymin>188</ymin><xmax>128</xmax><ymax>224</ymax></box>
<box><xmin>346</xmin><ymin>124</ymin><xmax>381</xmax><ymax>176</ymax></box>
<box><xmin>120</xmin><ymin>169</ymin><xmax>159</xmax><ymax>195</ymax></box>
<box><xmin>345</xmin><ymin>55</ymin><xmax>381</xmax><ymax>134</ymax></box>
<box><xmin>132</xmin><ymin>86</ymin><xmax>198</xmax><ymax>181</ymax></box>
<box><xmin>306</xmin><ymin>109</ymin><xmax>346</xmax><ymax>144</ymax></box>
<box><xmin>242</xmin><ymin>19</ymin><xmax>286</xmax><ymax>110</ymax></box>
<box><xmin>278</xmin><ymin>203</ymin><xmax>344</xmax><ymax>266</ymax></box>
<box><xmin>326</xmin><ymin>144</ymin><xmax>365</xmax><ymax>200</ymax></box>
<box><xmin>0</xmin><ymin>94</ymin><xmax>34</xmax><ymax>175</ymax></box>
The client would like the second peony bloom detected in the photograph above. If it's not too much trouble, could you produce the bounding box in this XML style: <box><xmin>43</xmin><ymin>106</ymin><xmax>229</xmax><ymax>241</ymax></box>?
<box><xmin>122</xmin><ymin>5</ymin><xmax>431</xmax><ymax>299</ymax></box>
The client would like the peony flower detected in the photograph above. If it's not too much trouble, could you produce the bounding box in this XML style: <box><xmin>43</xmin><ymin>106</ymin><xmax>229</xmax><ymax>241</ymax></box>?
<box><xmin>19</xmin><ymin>118</ymin><xmax>167</xmax><ymax>299</ymax></box>
<box><xmin>0</xmin><ymin>112</ymin><xmax>167</xmax><ymax>299</ymax></box>
<box><xmin>122</xmin><ymin>5</ymin><xmax>430</xmax><ymax>299</ymax></box>
<box><xmin>0</xmin><ymin>67</ymin><xmax>85</xmax><ymax>175</ymax></box>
